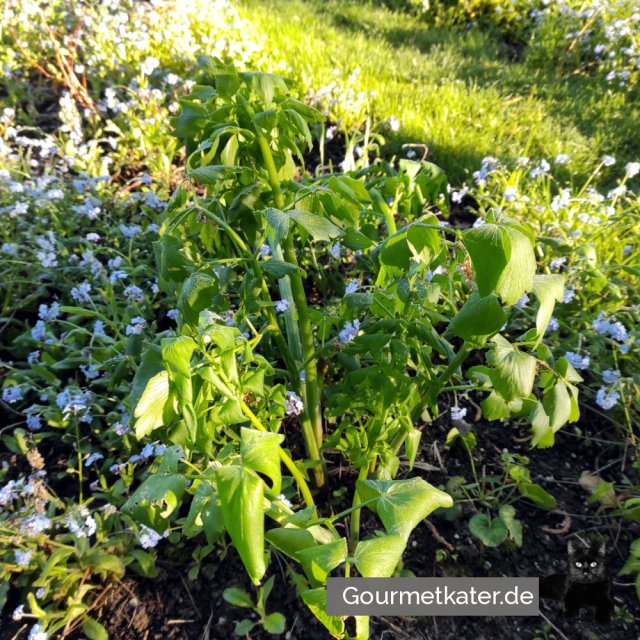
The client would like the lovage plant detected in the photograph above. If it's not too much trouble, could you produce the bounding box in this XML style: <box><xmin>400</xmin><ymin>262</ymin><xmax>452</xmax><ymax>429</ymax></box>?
<box><xmin>127</xmin><ymin>58</ymin><xmax>579</xmax><ymax>638</ymax></box>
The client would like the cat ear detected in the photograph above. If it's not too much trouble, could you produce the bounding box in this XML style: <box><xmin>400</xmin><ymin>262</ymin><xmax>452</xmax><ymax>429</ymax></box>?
<box><xmin>567</xmin><ymin>539</ymin><xmax>576</xmax><ymax>555</ymax></box>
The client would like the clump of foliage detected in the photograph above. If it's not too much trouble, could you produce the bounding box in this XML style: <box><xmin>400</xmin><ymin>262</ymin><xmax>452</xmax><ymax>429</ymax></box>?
<box><xmin>123</xmin><ymin>58</ymin><xmax>578</xmax><ymax>637</ymax></box>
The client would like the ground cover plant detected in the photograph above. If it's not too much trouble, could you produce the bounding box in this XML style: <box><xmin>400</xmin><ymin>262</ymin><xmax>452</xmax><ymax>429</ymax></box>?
<box><xmin>0</xmin><ymin>1</ymin><xmax>639</xmax><ymax>639</ymax></box>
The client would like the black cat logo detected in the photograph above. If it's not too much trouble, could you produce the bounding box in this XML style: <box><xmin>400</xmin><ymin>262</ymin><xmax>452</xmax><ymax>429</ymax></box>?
<box><xmin>540</xmin><ymin>539</ymin><xmax>614</xmax><ymax>624</ymax></box>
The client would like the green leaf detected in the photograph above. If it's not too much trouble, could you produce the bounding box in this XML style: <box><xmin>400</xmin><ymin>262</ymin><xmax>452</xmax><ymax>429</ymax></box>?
<box><xmin>405</xmin><ymin>429</ymin><xmax>422</xmax><ymax>471</ymax></box>
<box><xmin>488</xmin><ymin>335</ymin><xmax>537</xmax><ymax>401</ymax></box>
<box><xmin>261</xmin><ymin>259</ymin><xmax>303</xmax><ymax>279</ymax></box>
<box><xmin>183</xmin><ymin>482</ymin><xmax>224</xmax><ymax>544</ymax></box>
<box><xmin>481</xmin><ymin>392</ymin><xmax>512</xmax><ymax>421</ymax></box>
<box><xmin>266</xmin><ymin>527</ymin><xmax>318</xmax><ymax>559</ymax></box>
<box><xmin>217</xmin><ymin>465</ymin><xmax>266</xmax><ymax>584</ymax></box>
<box><xmin>134</xmin><ymin>371</ymin><xmax>169</xmax><ymax>438</ymax></box>
<box><xmin>378</xmin><ymin>223</ymin><xmax>439</xmax><ymax>270</ymax></box>
<box><xmin>499</xmin><ymin>505</ymin><xmax>522</xmax><ymax>547</ymax></box>
<box><xmin>518</xmin><ymin>481</ymin><xmax>557</xmax><ymax>509</ymax></box>
<box><xmin>530</xmin><ymin>401</ymin><xmax>554</xmax><ymax>448</ymax></box>
<box><xmin>301</xmin><ymin>589</ymin><xmax>345</xmax><ymax>638</ymax></box>
<box><xmin>356</xmin><ymin>477</ymin><xmax>453</xmax><ymax>541</ymax></box>
<box><xmin>263</xmin><ymin>612</ymin><xmax>286</xmax><ymax>635</ymax></box>
<box><xmin>468</xmin><ymin>513</ymin><xmax>508</xmax><ymax>547</ymax></box>
<box><xmin>162</xmin><ymin>336</ymin><xmax>196</xmax><ymax>377</ymax></box>
<box><xmin>463</xmin><ymin>223</ymin><xmax>508</xmax><ymax>296</ymax></box>
<box><xmin>531</xmin><ymin>274</ymin><xmax>564</xmax><ymax>341</ymax></box>
<box><xmin>123</xmin><ymin>474</ymin><xmax>186</xmax><ymax>531</ymax></box>
<box><xmin>189</xmin><ymin>165</ymin><xmax>244</xmax><ymax>184</ymax></box>
<box><xmin>240</xmin><ymin>427</ymin><xmax>285</xmax><ymax>494</ymax></box>
<box><xmin>234</xmin><ymin>619</ymin><xmax>256</xmax><ymax>636</ymax></box>
<box><xmin>448</xmin><ymin>291</ymin><xmax>506</xmax><ymax>340</ymax></box>
<box><xmin>178</xmin><ymin>272</ymin><xmax>219</xmax><ymax>326</ymax></box>
<box><xmin>495</xmin><ymin>225</ymin><xmax>536</xmax><ymax>305</ymax></box>
<box><xmin>296</xmin><ymin>539</ymin><xmax>348</xmax><ymax>587</ymax></box>
<box><xmin>223</xmin><ymin>587</ymin><xmax>254</xmax><ymax>608</ymax></box>
<box><xmin>263</xmin><ymin>208</ymin><xmax>290</xmax><ymax>244</ymax></box>
<box><xmin>543</xmin><ymin>380</ymin><xmax>572</xmax><ymax>431</ymax></box>
<box><xmin>82</xmin><ymin>618</ymin><xmax>109</xmax><ymax>640</ymax></box>
<box><xmin>287</xmin><ymin>209</ymin><xmax>343</xmax><ymax>242</ymax></box>
<box><xmin>353</xmin><ymin>535</ymin><xmax>406</xmax><ymax>577</ymax></box>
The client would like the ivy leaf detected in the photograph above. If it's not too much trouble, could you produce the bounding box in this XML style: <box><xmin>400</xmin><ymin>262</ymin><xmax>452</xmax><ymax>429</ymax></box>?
<box><xmin>216</xmin><ymin>465</ymin><xmax>266</xmax><ymax>585</ymax></box>
<box><xmin>468</xmin><ymin>513</ymin><xmax>508</xmax><ymax>547</ymax></box>
<box><xmin>353</xmin><ymin>535</ymin><xmax>406</xmax><ymax>577</ymax></box>
<box><xmin>448</xmin><ymin>291</ymin><xmax>506</xmax><ymax>340</ymax></box>
<box><xmin>463</xmin><ymin>223</ymin><xmax>508</xmax><ymax>296</ymax></box>
<box><xmin>356</xmin><ymin>477</ymin><xmax>453</xmax><ymax>541</ymax></box>
<box><xmin>134</xmin><ymin>371</ymin><xmax>169</xmax><ymax>438</ymax></box>
<box><xmin>488</xmin><ymin>335</ymin><xmax>537</xmax><ymax>401</ymax></box>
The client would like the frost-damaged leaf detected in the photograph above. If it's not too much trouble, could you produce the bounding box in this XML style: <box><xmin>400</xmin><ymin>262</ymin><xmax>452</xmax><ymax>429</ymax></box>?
<box><xmin>356</xmin><ymin>477</ymin><xmax>453</xmax><ymax>541</ymax></box>
<box><xmin>123</xmin><ymin>474</ymin><xmax>186</xmax><ymax>531</ymax></box>
<box><xmin>353</xmin><ymin>534</ymin><xmax>406</xmax><ymax>577</ymax></box>
<box><xmin>495</xmin><ymin>224</ymin><xmax>536</xmax><ymax>305</ymax></box>
<box><xmin>469</xmin><ymin>513</ymin><xmax>508</xmax><ymax>547</ymax></box>
<box><xmin>532</xmin><ymin>274</ymin><xmax>564</xmax><ymax>342</ymax></box>
<box><xmin>134</xmin><ymin>371</ymin><xmax>169</xmax><ymax>438</ymax></box>
<box><xmin>240</xmin><ymin>427</ymin><xmax>284</xmax><ymax>494</ymax></box>
<box><xmin>216</xmin><ymin>465</ymin><xmax>266</xmax><ymax>584</ymax></box>
<box><xmin>463</xmin><ymin>223</ymin><xmax>508</xmax><ymax>296</ymax></box>
<box><xmin>448</xmin><ymin>291</ymin><xmax>506</xmax><ymax>340</ymax></box>
<box><xmin>488</xmin><ymin>335</ymin><xmax>537</xmax><ymax>401</ymax></box>
<box><xmin>296</xmin><ymin>538</ymin><xmax>348</xmax><ymax>587</ymax></box>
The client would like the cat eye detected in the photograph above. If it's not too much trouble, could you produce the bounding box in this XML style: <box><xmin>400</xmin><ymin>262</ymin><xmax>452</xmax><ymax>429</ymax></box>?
<box><xmin>575</xmin><ymin>562</ymin><xmax>582</xmax><ymax>567</ymax></box>
<box><xmin>590</xmin><ymin>561</ymin><xmax>597</xmax><ymax>567</ymax></box>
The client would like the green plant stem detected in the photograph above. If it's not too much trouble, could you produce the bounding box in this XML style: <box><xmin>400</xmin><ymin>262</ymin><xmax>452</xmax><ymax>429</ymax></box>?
<box><xmin>348</xmin><ymin>465</ymin><xmax>370</xmax><ymax>554</ymax></box>
<box><xmin>248</xmin><ymin>105</ymin><xmax>326</xmax><ymax>488</ymax></box>
<box><xmin>412</xmin><ymin>341</ymin><xmax>472</xmax><ymax>421</ymax></box>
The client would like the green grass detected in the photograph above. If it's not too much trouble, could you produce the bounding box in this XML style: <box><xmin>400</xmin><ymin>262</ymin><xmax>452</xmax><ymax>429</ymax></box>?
<box><xmin>238</xmin><ymin>0</ymin><xmax>639</xmax><ymax>184</ymax></box>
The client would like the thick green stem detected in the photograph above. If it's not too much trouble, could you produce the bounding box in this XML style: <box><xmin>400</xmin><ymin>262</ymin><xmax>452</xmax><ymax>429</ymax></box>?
<box><xmin>348</xmin><ymin>465</ymin><xmax>370</xmax><ymax>554</ymax></box>
<box><xmin>250</xmin><ymin>111</ymin><xmax>325</xmax><ymax>488</ymax></box>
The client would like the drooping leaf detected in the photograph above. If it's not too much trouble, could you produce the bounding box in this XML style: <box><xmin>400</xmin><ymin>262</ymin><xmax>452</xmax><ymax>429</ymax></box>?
<box><xmin>495</xmin><ymin>224</ymin><xmax>536</xmax><ymax>305</ymax></box>
<box><xmin>301</xmin><ymin>588</ymin><xmax>345</xmax><ymax>638</ymax></box>
<box><xmin>531</xmin><ymin>274</ymin><xmax>564</xmax><ymax>342</ymax></box>
<box><xmin>134</xmin><ymin>371</ymin><xmax>169</xmax><ymax>438</ymax></box>
<box><xmin>216</xmin><ymin>465</ymin><xmax>266</xmax><ymax>584</ymax></box>
<box><xmin>488</xmin><ymin>335</ymin><xmax>537</xmax><ymax>401</ymax></box>
<box><xmin>463</xmin><ymin>223</ymin><xmax>508</xmax><ymax>296</ymax></box>
<box><xmin>240</xmin><ymin>427</ymin><xmax>284</xmax><ymax>494</ymax></box>
<box><xmin>448</xmin><ymin>291</ymin><xmax>506</xmax><ymax>341</ymax></box>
